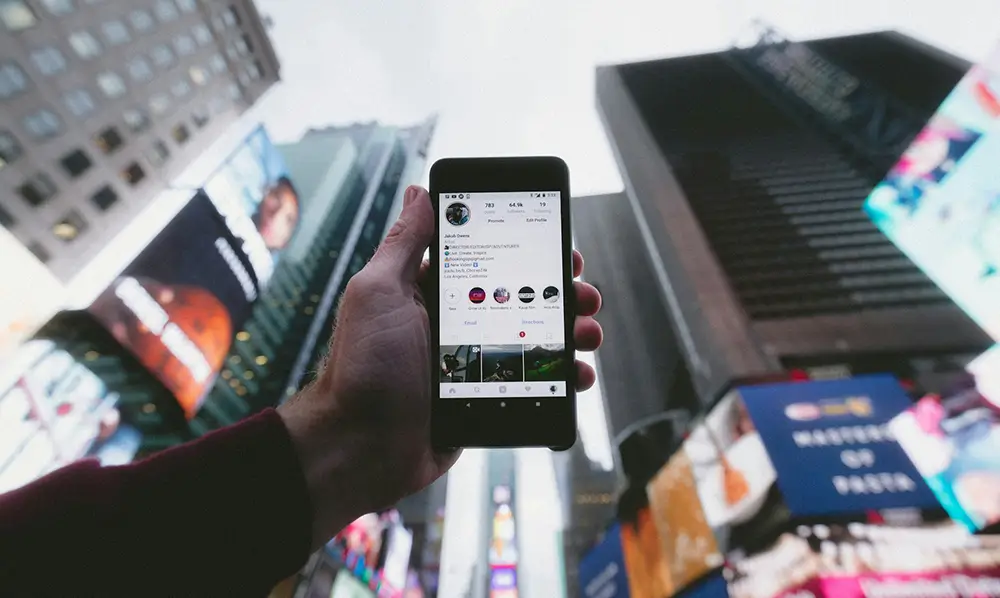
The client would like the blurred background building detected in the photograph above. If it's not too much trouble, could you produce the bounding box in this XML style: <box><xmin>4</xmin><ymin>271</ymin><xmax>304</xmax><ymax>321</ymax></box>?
<box><xmin>0</xmin><ymin>0</ymin><xmax>278</xmax><ymax>280</ymax></box>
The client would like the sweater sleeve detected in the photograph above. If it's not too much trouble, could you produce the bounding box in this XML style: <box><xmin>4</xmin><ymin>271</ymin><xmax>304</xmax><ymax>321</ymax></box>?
<box><xmin>0</xmin><ymin>408</ymin><xmax>313</xmax><ymax>597</ymax></box>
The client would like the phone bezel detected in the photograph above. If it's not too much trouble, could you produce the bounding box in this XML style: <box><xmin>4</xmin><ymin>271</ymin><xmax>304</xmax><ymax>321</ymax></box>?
<box><xmin>429</xmin><ymin>156</ymin><xmax>577</xmax><ymax>449</ymax></box>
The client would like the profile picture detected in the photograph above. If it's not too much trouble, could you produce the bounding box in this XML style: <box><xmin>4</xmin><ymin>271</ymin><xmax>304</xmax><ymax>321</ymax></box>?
<box><xmin>446</xmin><ymin>202</ymin><xmax>471</xmax><ymax>226</ymax></box>
<box><xmin>543</xmin><ymin>286</ymin><xmax>560</xmax><ymax>303</ymax></box>
<box><xmin>494</xmin><ymin>287</ymin><xmax>511</xmax><ymax>304</ymax></box>
<box><xmin>518</xmin><ymin>286</ymin><xmax>535</xmax><ymax>303</ymax></box>
<box><xmin>469</xmin><ymin>287</ymin><xmax>486</xmax><ymax>304</ymax></box>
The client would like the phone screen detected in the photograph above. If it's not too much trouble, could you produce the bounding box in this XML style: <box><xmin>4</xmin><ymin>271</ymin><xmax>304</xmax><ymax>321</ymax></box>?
<box><xmin>437</xmin><ymin>191</ymin><xmax>568</xmax><ymax>400</ymax></box>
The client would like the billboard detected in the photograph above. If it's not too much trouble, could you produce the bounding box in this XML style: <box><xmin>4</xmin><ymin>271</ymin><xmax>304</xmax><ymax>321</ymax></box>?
<box><xmin>579</xmin><ymin>523</ymin><xmax>631</xmax><ymax>598</ymax></box>
<box><xmin>890</xmin><ymin>352</ymin><xmax>1000</xmax><ymax>531</ymax></box>
<box><xmin>331</xmin><ymin>570</ymin><xmax>377</xmax><ymax>598</ymax></box>
<box><xmin>0</xmin><ymin>340</ymin><xmax>128</xmax><ymax>493</ymax></box>
<box><xmin>620</xmin><ymin>507</ymin><xmax>674</xmax><ymax>598</ymax></box>
<box><xmin>89</xmin><ymin>191</ymin><xmax>259</xmax><ymax>418</ymax></box>
<box><xmin>379</xmin><ymin>524</ymin><xmax>413</xmax><ymax>597</ymax></box>
<box><xmin>726</xmin><ymin>520</ymin><xmax>1000</xmax><ymax>598</ymax></box>
<box><xmin>647</xmin><ymin>449</ymin><xmax>723</xmax><ymax>592</ymax></box>
<box><xmin>864</xmin><ymin>41</ymin><xmax>1000</xmax><ymax>341</ymax></box>
<box><xmin>203</xmin><ymin>126</ymin><xmax>301</xmax><ymax>288</ymax></box>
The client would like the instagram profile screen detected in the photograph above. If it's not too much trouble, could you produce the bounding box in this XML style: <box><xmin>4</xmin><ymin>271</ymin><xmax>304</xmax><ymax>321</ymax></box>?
<box><xmin>439</xmin><ymin>191</ymin><xmax>567</xmax><ymax>399</ymax></box>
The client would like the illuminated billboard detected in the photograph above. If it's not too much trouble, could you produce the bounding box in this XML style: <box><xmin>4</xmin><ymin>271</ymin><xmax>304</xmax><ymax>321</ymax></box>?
<box><xmin>89</xmin><ymin>192</ymin><xmax>259</xmax><ymax>418</ymax></box>
<box><xmin>203</xmin><ymin>126</ymin><xmax>301</xmax><ymax>288</ymax></box>
<box><xmin>864</xmin><ymin>42</ymin><xmax>1000</xmax><ymax>340</ymax></box>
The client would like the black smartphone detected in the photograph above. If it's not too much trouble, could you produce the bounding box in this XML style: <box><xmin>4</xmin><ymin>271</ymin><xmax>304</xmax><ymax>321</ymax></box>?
<box><xmin>429</xmin><ymin>157</ymin><xmax>576</xmax><ymax>449</ymax></box>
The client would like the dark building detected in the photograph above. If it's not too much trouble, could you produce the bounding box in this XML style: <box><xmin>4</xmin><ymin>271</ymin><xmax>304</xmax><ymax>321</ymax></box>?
<box><xmin>596</xmin><ymin>30</ymin><xmax>993</xmax><ymax>408</ymax></box>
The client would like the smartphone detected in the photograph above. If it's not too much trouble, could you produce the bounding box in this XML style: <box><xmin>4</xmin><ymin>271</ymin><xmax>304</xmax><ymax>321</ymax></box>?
<box><xmin>429</xmin><ymin>157</ymin><xmax>576</xmax><ymax>449</ymax></box>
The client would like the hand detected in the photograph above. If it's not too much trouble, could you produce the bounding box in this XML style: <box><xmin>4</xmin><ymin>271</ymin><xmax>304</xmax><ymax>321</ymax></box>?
<box><xmin>278</xmin><ymin>185</ymin><xmax>604</xmax><ymax>548</ymax></box>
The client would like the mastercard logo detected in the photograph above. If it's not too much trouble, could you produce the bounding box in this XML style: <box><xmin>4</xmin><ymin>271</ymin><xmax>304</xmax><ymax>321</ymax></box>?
<box><xmin>469</xmin><ymin>287</ymin><xmax>486</xmax><ymax>304</ymax></box>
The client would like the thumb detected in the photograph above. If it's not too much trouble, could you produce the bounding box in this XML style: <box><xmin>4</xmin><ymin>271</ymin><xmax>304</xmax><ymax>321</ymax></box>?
<box><xmin>369</xmin><ymin>185</ymin><xmax>434</xmax><ymax>283</ymax></box>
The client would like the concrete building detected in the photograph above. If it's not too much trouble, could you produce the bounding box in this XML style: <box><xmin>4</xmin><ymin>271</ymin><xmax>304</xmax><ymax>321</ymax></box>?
<box><xmin>596</xmin><ymin>31</ymin><xmax>993</xmax><ymax>408</ymax></box>
<box><xmin>0</xmin><ymin>0</ymin><xmax>279</xmax><ymax>280</ymax></box>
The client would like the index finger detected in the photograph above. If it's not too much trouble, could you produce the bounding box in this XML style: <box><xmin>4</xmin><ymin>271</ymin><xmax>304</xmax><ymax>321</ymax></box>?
<box><xmin>573</xmin><ymin>249</ymin><xmax>583</xmax><ymax>278</ymax></box>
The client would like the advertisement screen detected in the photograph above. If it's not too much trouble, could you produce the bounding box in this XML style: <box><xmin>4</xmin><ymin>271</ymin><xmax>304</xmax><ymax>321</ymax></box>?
<box><xmin>489</xmin><ymin>502</ymin><xmax>518</xmax><ymax>567</ymax></box>
<box><xmin>331</xmin><ymin>512</ymin><xmax>390</xmax><ymax>584</ymax></box>
<box><xmin>737</xmin><ymin>376</ymin><xmax>939</xmax><ymax>516</ymax></box>
<box><xmin>864</xmin><ymin>42</ymin><xmax>1000</xmax><ymax>340</ymax></box>
<box><xmin>0</xmin><ymin>340</ymin><xmax>124</xmax><ymax>493</ymax></box>
<box><xmin>89</xmin><ymin>191</ymin><xmax>259</xmax><ymax>418</ymax></box>
<box><xmin>890</xmin><ymin>356</ymin><xmax>1000</xmax><ymax>531</ymax></box>
<box><xmin>203</xmin><ymin>126</ymin><xmax>301</xmax><ymax>288</ymax></box>
<box><xmin>331</xmin><ymin>570</ymin><xmax>376</xmax><ymax>598</ymax></box>
<box><xmin>726</xmin><ymin>520</ymin><xmax>1000</xmax><ymax>598</ymax></box>
<box><xmin>379</xmin><ymin>524</ymin><xmax>413</xmax><ymax>595</ymax></box>
<box><xmin>620</xmin><ymin>507</ymin><xmax>673</xmax><ymax>598</ymax></box>
<box><xmin>579</xmin><ymin>523</ymin><xmax>631</xmax><ymax>598</ymax></box>
<box><xmin>647</xmin><ymin>449</ymin><xmax>723</xmax><ymax>591</ymax></box>
<box><xmin>437</xmin><ymin>191</ymin><xmax>568</xmax><ymax>400</ymax></box>
<box><xmin>489</xmin><ymin>567</ymin><xmax>517</xmax><ymax>598</ymax></box>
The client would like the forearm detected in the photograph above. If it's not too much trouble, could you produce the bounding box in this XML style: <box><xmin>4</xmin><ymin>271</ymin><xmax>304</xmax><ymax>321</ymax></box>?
<box><xmin>0</xmin><ymin>409</ymin><xmax>313</xmax><ymax>597</ymax></box>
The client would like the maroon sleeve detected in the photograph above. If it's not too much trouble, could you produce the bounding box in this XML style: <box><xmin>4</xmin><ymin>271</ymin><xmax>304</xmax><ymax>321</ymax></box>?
<box><xmin>0</xmin><ymin>408</ymin><xmax>313</xmax><ymax>597</ymax></box>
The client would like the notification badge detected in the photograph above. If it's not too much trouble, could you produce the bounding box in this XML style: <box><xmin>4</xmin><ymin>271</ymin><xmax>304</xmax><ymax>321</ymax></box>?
<box><xmin>469</xmin><ymin>287</ymin><xmax>486</xmax><ymax>304</ymax></box>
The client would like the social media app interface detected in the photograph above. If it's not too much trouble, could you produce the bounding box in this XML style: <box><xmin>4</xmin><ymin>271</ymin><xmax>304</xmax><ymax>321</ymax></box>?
<box><xmin>439</xmin><ymin>191</ymin><xmax>567</xmax><ymax>399</ymax></box>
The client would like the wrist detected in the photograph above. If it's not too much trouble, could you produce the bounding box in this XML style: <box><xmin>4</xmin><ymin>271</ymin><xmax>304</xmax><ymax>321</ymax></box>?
<box><xmin>277</xmin><ymin>393</ymin><xmax>372</xmax><ymax>550</ymax></box>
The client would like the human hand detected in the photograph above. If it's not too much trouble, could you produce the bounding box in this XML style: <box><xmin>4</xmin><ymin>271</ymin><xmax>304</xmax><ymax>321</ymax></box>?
<box><xmin>278</xmin><ymin>185</ymin><xmax>603</xmax><ymax>548</ymax></box>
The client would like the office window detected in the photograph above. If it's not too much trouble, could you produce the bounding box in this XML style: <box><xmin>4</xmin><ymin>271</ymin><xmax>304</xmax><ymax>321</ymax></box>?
<box><xmin>0</xmin><ymin>130</ymin><xmax>23</xmax><ymax>166</ymax></box>
<box><xmin>101</xmin><ymin>20</ymin><xmax>130</xmax><ymax>45</ymax></box>
<box><xmin>23</xmin><ymin>109</ymin><xmax>61</xmax><ymax>140</ymax></box>
<box><xmin>192</xmin><ymin>107</ymin><xmax>209</xmax><ymax>128</ymax></box>
<box><xmin>147</xmin><ymin>139</ymin><xmax>170</xmax><ymax>166</ymax></box>
<box><xmin>170</xmin><ymin>80</ymin><xmax>191</xmax><ymax>98</ymax></box>
<box><xmin>176</xmin><ymin>0</ymin><xmax>196</xmax><ymax>11</ymax></box>
<box><xmin>52</xmin><ymin>210</ymin><xmax>87</xmax><ymax>242</ymax></box>
<box><xmin>222</xmin><ymin>6</ymin><xmax>238</xmax><ymax>27</ymax></box>
<box><xmin>154</xmin><ymin>0</ymin><xmax>178</xmax><ymax>22</ymax></box>
<box><xmin>18</xmin><ymin>173</ymin><xmax>57</xmax><ymax>206</ymax></box>
<box><xmin>27</xmin><ymin>242</ymin><xmax>49</xmax><ymax>263</ymax></box>
<box><xmin>149</xmin><ymin>93</ymin><xmax>170</xmax><ymax>115</ymax></box>
<box><xmin>237</xmin><ymin>71</ymin><xmax>250</xmax><ymax>86</ymax></box>
<box><xmin>123</xmin><ymin>108</ymin><xmax>150</xmax><ymax>133</ymax></box>
<box><xmin>173</xmin><ymin>34</ymin><xmax>195</xmax><ymax>56</ymax></box>
<box><xmin>127</xmin><ymin>57</ymin><xmax>153</xmax><ymax>82</ymax></box>
<box><xmin>129</xmin><ymin>9</ymin><xmax>154</xmax><ymax>32</ymax></box>
<box><xmin>150</xmin><ymin>44</ymin><xmax>174</xmax><ymax>67</ymax></box>
<box><xmin>60</xmin><ymin>148</ymin><xmax>92</xmax><ymax>178</ymax></box>
<box><xmin>0</xmin><ymin>1</ymin><xmax>37</xmax><ymax>30</ymax></box>
<box><xmin>0</xmin><ymin>204</ymin><xmax>14</xmax><ymax>228</ymax></box>
<box><xmin>171</xmin><ymin>123</ymin><xmax>189</xmax><ymax>144</ymax></box>
<box><xmin>234</xmin><ymin>37</ymin><xmax>248</xmax><ymax>55</ymax></box>
<box><xmin>225</xmin><ymin>42</ymin><xmax>239</xmax><ymax>60</ymax></box>
<box><xmin>90</xmin><ymin>185</ymin><xmax>118</xmax><ymax>211</ymax></box>
<box><xmin>39</xmin><ymin>0</ymin><xmax>73</xmax><ymax>16</ymax></box>
<box><xmin>241</xmin><ymin>34</ymin><xmax>254</xmax><ymax>54</ymax></box>
<box><xmin>63</xmin><ymin>88</ymin><xmax>96</xmax><ymax>117</ymax></box>
<box><xmin>227</xmin><ymin>82</ymin><xmax>241</xmax><ymax>100</ymax></box>
<box><xmin>69</xmin><ymin>31</ymin><xmax>101</xmax><ymax>59</ymax></box>
<box><xmin>0</xmin><ymin>63</ymin><xmax>27</xmax><ymax>99</ymax></box>
<box><xmin>209</xmin><ymin>53</ymin><xmax>226</xmax><ymax>74</ymax></box>
<box><xmin>97</xmin><ymin>72</ymin><xmax>126</xmax><ymax>98</ymax></box>
<box><xmin>30</xmin><ymin>47</ymin><xmax>67</xmax><ymax>76</ymax></box>
<box><xmin>189</xmin><ymin>66</ymin><xmax>208</xmax><ymax>86</ymax></box>
<box><xmin>246</xmin><ymin>62</ymin><xmax>261</xmax><ymax>80</ymax></box>
<box><xmin>94</xmin><ymin>126</ymin><xmax>123</xmax><ymax>154</ymax></box>
<box><xmin>193</xmin><ymin>23</ymin><xmax>212</xmax><ymax>45</ymax></box>
<box><xmin>207</xmin><ymin>97</ymin><xmax>227</xmax><ymax>114</ymax></box>
<box><xmin>121</xmin><ymin>162</ymin><xmax>145</xmax><ymax>186</ymax></box>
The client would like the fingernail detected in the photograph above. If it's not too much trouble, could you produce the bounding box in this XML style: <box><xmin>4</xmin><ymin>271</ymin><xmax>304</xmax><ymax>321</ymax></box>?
<box><xmin>404</xmin><ymin>186</ymin><xmax>418</xmax><ymax>206</ymax></box>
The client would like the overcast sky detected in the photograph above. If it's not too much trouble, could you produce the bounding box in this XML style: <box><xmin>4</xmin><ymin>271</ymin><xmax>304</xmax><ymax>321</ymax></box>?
<box><xmin>249</xmin><ymin>0</ymin><xmax>1000</xmax><ymax>196</ymax></box>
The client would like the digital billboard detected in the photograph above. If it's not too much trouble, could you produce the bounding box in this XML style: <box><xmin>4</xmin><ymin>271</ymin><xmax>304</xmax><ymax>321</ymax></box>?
<box><xmin>620</xmin><ymin>507</ymin><xmax>674</xmax><ymax>598</ymax></box>
<box><xmin>379</xmin><ymin>524</ymin><xmax>413</xmax><ymax>597</ymax></box>
<box><xmin>579</xmin><ymin>523</ymin><xmax>631</xmax><ymax>598</ymax></box>
<box><xmin>864</xmin><ymin>41</ymin><xmax>1000</xmax><ymax>341</ymax></box>
<box><xmin>0</xmin><ymin>340</ymin><xmax>128</xmax><ymax>494</ymax></box>
<box><xmin>890</xmin><ymin>353</ymin><xmax>1000</xmax><ymax>532</ymax></box>
<box><xmin>203</xmin><ymin>126</ymin><xmax>301</xmax><ymax>288</ymax></box>
<box><xmin>726</xmin><ymin>520</ymin><xmax>1000</xmax><ymax>598</ymax></box>
<box><xmin>88</xmin><ymin>191</ymin><xmax>259</xmax><ymax>418</ymax></box>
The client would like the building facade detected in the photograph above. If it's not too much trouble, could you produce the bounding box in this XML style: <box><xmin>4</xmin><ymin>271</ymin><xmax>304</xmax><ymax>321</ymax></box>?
<box><xmin>596</xmin><ymin>31</ymin><xmax>993</xmax><ymax>408</ymax></box>
<box><xmin>0</xmin><ymin>0</ymin><xmax>279</xmax><ymax>280</ymax></box>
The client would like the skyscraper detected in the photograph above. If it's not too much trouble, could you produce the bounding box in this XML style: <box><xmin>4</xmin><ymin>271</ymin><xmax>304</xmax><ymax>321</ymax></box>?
<box><xmin>0</xmin><ymin>0</ymin><xmax>280</xmax><ymax>280</ymax></box>
<box><xmin>596</xmin><ymin>30</ymin><xmax>993</xmax><ymax>408</ymax></box>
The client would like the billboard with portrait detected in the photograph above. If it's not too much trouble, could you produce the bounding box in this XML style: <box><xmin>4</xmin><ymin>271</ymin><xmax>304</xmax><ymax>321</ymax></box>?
<box><xmin>864</xmin><ymin>41</ymin><xmax>1000</xmax><ymax>340</ymax></box>
<box><xmin>890</xmin><ymin>349</ymin><xmax>1000</xmax><ymax>532</ymax></box>
<box><xmin>89</xmin><ymin>191</ymin><xmax>259</xmax><ymax>418</ymax></box>
<box><xmin>0</xmin><ymin>340</ymin><xmax>127</xmax><ymax>494</ymax></box>
<box><xmin>203</xmin><ymin>126</ymin><xmax>301</xmax><ymax>288</ymax></box>
<box><xmin>579</xmin><ymin>523</ymin><xmax>631</xmax><ymax>598</ymax></box>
